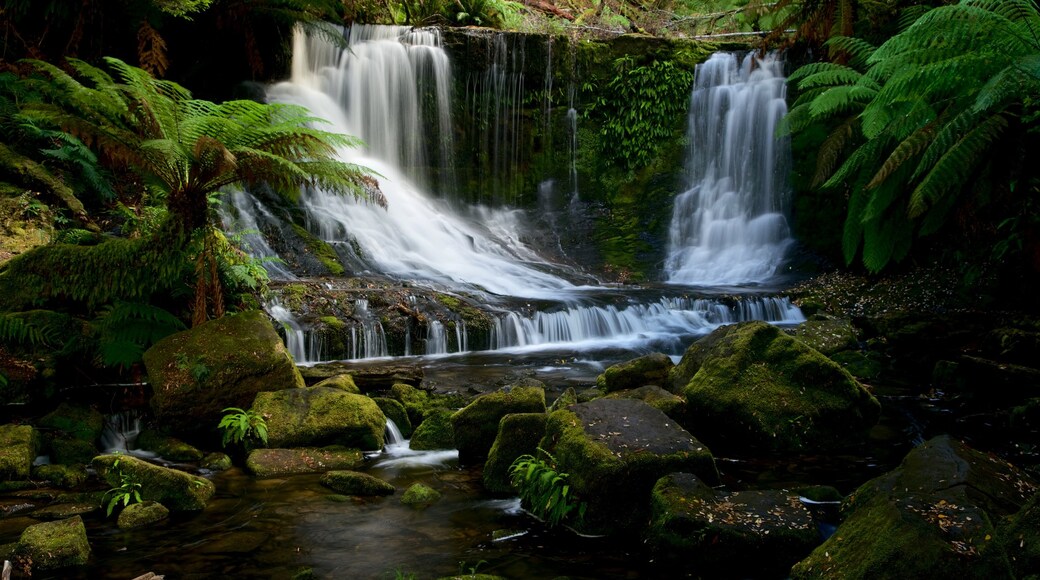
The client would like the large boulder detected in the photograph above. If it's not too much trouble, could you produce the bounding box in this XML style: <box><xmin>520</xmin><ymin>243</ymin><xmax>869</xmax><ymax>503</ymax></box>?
<box><xmin>483</xmin><ymin>413</ymin><xmax>547</xmax><ymax>494</ymax></box>
<box><xmin>791</xmin><ymin>436</ymin><xmax>1037</xmax><ymax>579</ymax></box>
<box><xmin>15</xmin><ymin>516</ymin><xmax>90</xmax><ymax>571</ymax></box>
<box><xmin>251</xmin><ymin>386</ymin><xmax>385</xmax><ymax>450</ymax></box>
<box><xmin>673</xmin><ymin>321</ymin><xmax>880</xmax><ymax>453</ymax></box>
<box><xmin>245</xmin><ymin>447</ymin><xmax>363</xmax><ymax>478</ymax></box>
<box><xmin>144</xmin><ymin>310</ymin><xmax>303</xmax><ymax>439</ymax></box>
<box><xmin>540</xmin><ymin>398</ymin><xmax>718</xmax><ymax>535</ymax></box>
<box><xmin>373</xmin><ymin>397</ymin><xmax>413</xmax><ymax>438</ymax></box>
<box><xmin>648</xmin><ymin>473</ymin><xmax>818</xmax><ymax>576</ymax></box>
<box><xmin>37</xmin><ymin>403</ymin><xmax>104</xmax><ymax>443</ymax></box>
<box><xmin>409</xmin><ymin>408</ymin><xmax>455</xmax><ymax>450</ymax></box>
<box><xmin>136</xmin><ymin>429</ymin><xmax>204</xmax><ymax>461</ymax></box>
<box><xmin>0</xmin><ymin>424</ymin><xmax>39</xmax><ymax>480</ymax></box>
<box><xmin>390</xmin><ymin>383</ymin><xmax>430</xmax><ymax>427</ymax></box>
<box><xmin>596</xmin><ymin>352</ymin><xmax>674</xmax><ymax>393</ymax></box>
<box><xmin>93</xmin><ymin>454</ymin><xmax>214</xmax><ymax>511</ymax></box>
<box><xmin>451</xmin><ymin>384</ymin><xmax>546</xmax><ymax>464</ymax></box>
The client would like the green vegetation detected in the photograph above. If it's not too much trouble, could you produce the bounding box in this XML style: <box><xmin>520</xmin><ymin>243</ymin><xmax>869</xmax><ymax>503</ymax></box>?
<box><xmin>509</xmin><ymin>449</ymin><xmax>586</xmax><ymax>528</ymax></box>
<box><xmin>218</xmin><ymin>407</ymin><xmax>270</xmax><ymax>447</ymax></box>
<box><xmin>102</xmin><ymin>461</ymin><xmax>144</xmax><ymax>517</ymax></box>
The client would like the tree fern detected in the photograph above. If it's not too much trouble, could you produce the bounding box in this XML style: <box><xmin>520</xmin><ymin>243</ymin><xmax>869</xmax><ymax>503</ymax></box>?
<box><xmin>94</xmin><ymin>301</ymin><xmax>186</xmax><ymax>369</ymax></box>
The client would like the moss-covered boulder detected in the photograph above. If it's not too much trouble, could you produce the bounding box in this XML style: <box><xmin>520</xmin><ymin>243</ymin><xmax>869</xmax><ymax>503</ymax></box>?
<box><xmin>144</xmin><ymin>310</ymin><xmax>304</xmax><ymax>440</ymax></box>
<box><xmin>32</xmin><ymin>464</ymin><xmax>87</xmax><ymax>488</ymax></box>
<box><xmin>245</xmin><ymin>446</ymin><xmax>363</xmax><ymax>477</ymax></box>
<box><xmin>986</xmin><ymin>491</ymin><xmax>1040</xmax><ymax>577</ymax></box>
<box><xmin>648</xmin><ymin>473</ymin><xmax>818</xmax><ymax>576</ymax></box>
<box><xmin>313</xmin><ymin>373</ymin><xmax>360</xmax><ymax>393</ymax></box>
<box><xmin>674</xmin><ymin>321</ymin><xmax>880</xmax><ymax>453</ymax></box>
<box><xmin>604</xmin><ymin>385</ymin><xmax>684</xmax><ymax>419</ymax></box>
<box><xmin>251</xmin><ymin>386</ymin><xmax>385</xmax><ymax>450</ymax></box>
<box><xmin>401</xmin><ymin>483</ymin><xmax>441</xmax><ymax>508</ymax></box>
<box><xmin>452</xmin><ymin>385</ymin><xmax>546</xmax><ymax>464</ymax></box>
<box><xmin>37</xmin><ymin>403</ymin><xmax>104</xmax><ymax>443</ymax></box>
<box><xmin>117</xmin><ymin>500</ymin><xmax>170</xmax><ymax>529</ymax></box>
<box><xmin>410</xmin><ymin>408</ymin><xmax>456</xmax><ymax>450</ymax></box>
<box><xmin>373</xmin><ymin>397</ymin><xmax>413</xmax><ymax>438</ymax></box>
<box><xmin>16</xmin><ymin>516</ymin><xmax>90</xmax><ymax>571</ymax></box>
<box><xmin>540</xmin><ymin>398</ymin><xmax>718</xmax><ymax>535</ymax></box>
<box><xmin>483</xmin><ymin>413</ymin><xmax>547</xmax><ymax>494</ymax></box>
<box><xmin>548</xmin><ymin>387</ymin><xmax>578</xmax><ymax>412</ymax></box>
<box><xmin>790</xmin><ymin>435</ymin><xmax>1036</xmax><ymax>579</ymax></box>
<box><xmin>791</xmin><ymin>317</ymin><xmax>859</xmax><ymax>356</ymax></box>
<box><xmin>49</xmin><ymin>437</ymin><xmax>98</xmax><ymax>466</ymax></box>
<box><xmin>597</xmin><ymin>352</ymin><xmax>674</xmax><ymax>393</ymax></box>
<box><xmin>201</xmin><ymin>452</ymin><xmax>233</xmax><ymax>471</ymax></box>
<box><xmin>319</xmin><ymin>470</ymin><xmax>395</xmax><ymax>496</ymax></box>
<box><xmin>137</xmin><ymin>429</ymin><xmax>203</xmax><ymax>461</ymax></box>
<box><xmin>390</xmin><ymin>382</ymin><xmax>431</xmax><ymax>427</ymax></box>
<box><xmin>93</xmin><ymin>454</ymin><xmax>214</xmax><ymax>511</ymax></box>
<box><xmin>0</xmin><ymin>424</ymin><xmax>39</xmax><ymax>480</ymax></box>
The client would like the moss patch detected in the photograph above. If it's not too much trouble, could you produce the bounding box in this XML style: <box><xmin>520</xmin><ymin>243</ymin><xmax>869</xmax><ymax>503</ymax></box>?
<box><xmin>16</xmin><ymin>516</ymin><xmax>90</xmax><ymax>571</ymax></box>
<box><xmin>0</xmin><ymin>424</ymin><xmax>39</xmax><ymax>480</ymax></box>
<box><xmin>137</xmin><ymin>429</ymin><xmax>204</xmax><ymax>461</ymax></box>
<box><xmin>410</xmin><ymin>408</ymin><xmax>456</xmax><ymax>451</ymax></box>
<box><xmin>401</xmin><ymin>483</ymin><xmax>441</xmax><ymax>508</ymax></box>
<box><xmin>312</xmin><ymin>373</ymin><xmax>361</xmax><ymax>394</ymax></box>
<box><xmin>483</xmin><ymin>413</ymin><xmax>547</xmax><ymax>494</ymax></box>
<box><xmin>320</xmin><ymin>470</ymin><xmax>395</xmax><ymax>496</ymax></box>
<box><xmin>596</xmin><ymin>352</ymin><xmax>673</xmax><ymax>392</ymax></box>
<box><xmin>252</xmin><ymin>387</ymin><xmax>385</xmax><ymax>451</ymax></box>
<box><xmin>37</xmin><ymin>403</ymin><xmax>104</xmax><ymax>442</ymax></box>
<box><xmin>93</xmin><ymin>454</ymin><xmax>214</xmax><ymax>511</ymax></box>
<box><xmin>451</xmin><ymin>385</ymin><xmax>546</xmax><ymax>464</ymax></box>
<box><xmin>291</xmin><ymin>224</ymin><xmax>344</xmax><ymax>275</ymax></box>
<box><xmin>373</xmin><ymin>397</ymin><xmax>413</xmax><ymax>438</ymax></box>
<box><xmin>117</xmin><ymin>500</ymin><xmax>170</xmax><ymax>529</ymax></box>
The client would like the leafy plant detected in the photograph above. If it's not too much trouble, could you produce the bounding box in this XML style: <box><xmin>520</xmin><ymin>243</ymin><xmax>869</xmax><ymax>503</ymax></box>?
<box><xmin>175</xmin><ymin>352</ymin><xmax>211</xmax><ymax>383</ymax></box>
<box><xmin>509</xmin><ymin>449</ymin><xmax>586</xmax><ymax>528</ymax></box>
<box><xmin>102</xmin><ymin>459</ymin><xmax>143</xmax><ymax>517</ymax></box>
<box><xmin>94</xmin><ymin>301</ymin><xmax>186</xmax><ymax>369</ymax></box>
<box><xmin>218</xmin><ymin>407</ymin><xmax>269</xmax><ymax>447</ymax></box>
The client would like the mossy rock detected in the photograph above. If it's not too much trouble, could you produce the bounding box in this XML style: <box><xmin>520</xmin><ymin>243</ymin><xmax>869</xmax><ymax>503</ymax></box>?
<box><xmin>604</xmin><ymin>385</ymin><xmax>685</xmax><ymax>419</ymax></box>
<box><xmin>30</xmin><ymin>502</ymin><xmax>97</xmax><ymax>520</ymax></box>
<box><xmin>373</xmin><ymin>397</ymin><xmax>413</xmax><ymax>438</ymax></box>
<box><xmin>401</xmin><ymin>483</ymin><xmax>440</xmax><ymax>508</ymax></box>
<box><xmin>137</xmin><ymin>429</ymin><xmax>204</xmax><ymax>461</ymax></box>
<box><xmin>791</xmin><ymin>435</ymin><xmax>1035</xmax><ymax>579</ymax></box>
<box><xmin>540</xmin><ymin>399</ymin><xmax>718</xmax><ymax>536</ymax></box>
<box><xmin>93</xmin><ymin>454</ymin><xmax>214</xmax><ymax>511</ymax></box>
<box><xmin>48</xmin><ymin>436</ymin><xmax>98</xmax><ymax>466</ymax></box>
<box><xmin>245</xmin><ymin>446</ymin><xmax>363</xmax><ymax>477</ymax></box>
<box><xmin>251</xmin><ymin>387</ymin><xmax>385</xmax><ymax>451</ymax></box>
<box><xmin>596</xmin><ymin>352</ymin><xmax>674</xmax><ymax>393</ymax></box>
<box><xmin>0</xmin><ymin>424</ymin><xmax>39</xmax><ymax>480</ymax></box>
<box><xmin>986</xmin><ymin>491</ymin><xmax>1040</xmax><ymax>577</ymax></box>
<box><xmin>201</xmin><ymin>452</ymin><xmax>233</xmax><ymax>471</ymax></box>
<box><xmin>117</xmin><ymin>500</ymin><xmax>170</xmax><ymax>529</ymax></box>
<box><xmin>483</xmin><ymin>413</ymin><xmax>548</xmax><ymax>494</ymax></box>
<box><xmin>548</xmin><ymin>387</ymin><xmax>578</xmax><ymax>412</ymax></box>
<box><xmin>290</xmin><ymin>223</ymin><xmax>345</xmax><ymax>275</ymax></box>
<box><xmin>676</xmin><ymin>321</ymin><xmax>881</xmax><ymax>453</ymax></box>
<box><xmin>37</xmin><ymin>403</ymin><xmax>104</xmax><ymax>443</ymax></box>
<box><xmin>16</xmin><ymin>515</ymin><xmax>90</xmax><ymax>571</ymax></box>
<box><xmin>319</xmin><ymin>470</ymin><xmax>395</xmax><ymax>496</ymax></box>
<box><xmin>451</xmin><ymin>385</ymin><xmax>546</xmax><ymax>464</ymax></box>
<box><xmin>302</xmin><ymin>363</ymin><xmax>424</xmax><ymax>392</ymax></box>
<box><xmin>648</xmin><ymin>473</ymin><xmax>818</xmax><ymax>576</ymax></box>
<box><xmin>313</xmin><ymin>373</ymin><xmax>361</xmax><ymax>394</ymax></box>
<box><xmin>791</xmin><ymin>317</ymin><xmax>859</xmax><ymax>356</ymax></box>
<box><xmin>144</xmin><ymin>310</ymin><xmax>304</xmax><ymax>440</ymax></box>
<box><xmin>32</xmin><ymin>463</ymin><xmax>87</xmax><ymax>489</ymax></box>
<box><xmin>410</xmin><ymin>408</ymin><xmax>456</xmax><ymax>451</ymax></box>
<box><xmin>828</xmin><ymin>350</ymin><xmax>884</xmax><ymax>380</ymax></box>
<box><xmin>390</xmin><ymin>382</ymin><xmax>430</xmax><ymax>427</ymax></box>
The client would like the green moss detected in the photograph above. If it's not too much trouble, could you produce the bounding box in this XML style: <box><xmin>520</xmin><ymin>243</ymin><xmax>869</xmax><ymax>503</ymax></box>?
<box><xmin>373</xmin><ymin>397</ymin><xmax>412</xmax><ymax>438</ymax></box>
<box><xmin>281</xmin><ymin>283</ymin><xmax>308</xmax><ymax>311</ymax></box>
<box><xmin>548</xmin><ymin>387</ymin><xmax>578</xmax><ymax>411</ymax></box>
<box><xmin>49</xmin><ymin>437</ymin><xmax>98</xmax><ymax>465</ymax></box>
<box><xmin>596</xmin><ymin>352</ymin><xmax>674</xmax><ymax>392</ymax></box>
<box><xmin>252</xmin><ymin>387</ymin><xmax>385</xmax><ymax>450</ymax></box>
<box><xmin>409</xmin><ymin>408</ymin><xmax>456</xmax><ymax>451</ymax></box>
<box><xmin>116</xmin><ymin>500</ymin><xmax>169</xmax><ymax>529</ymax></box>
<box><xmin>93</xmin><ymin>454</ymin><xmax>214</xmax><ymax>511</ymax></box>
<box><xmin>16</xmin><ymin>516</ymin><xmax>91</xmax><ymax>571</ymax></box>
<box><xmin>313</xmin><ymin>373</ymin><xmax>360</xmax><ymax>394</ymax></box>
<box><xmin>290</xmin><ymin>224</ymin><xmax>344</xmax><ymax>275</ymax></box>
<box><xmin>483</xmin><ymin>413</ymin><xmax>547</xmax><ymax>493</ymax></box>
<box><xmin>0</xmin><ymin>424</ymin><xmax>39</xmax><ymax>480</ymax></box>
<box><xmin>201</xmin><ymin>452</ymin><xmax>233</xmax><ymax>471</ymax></box>
<box><xmin>451</xmin><ymin>385</ymin><xmax>546</xmax><ymax>464</ymax></box>
<box><xmin>37</xmin><ymin>403</ymin><xmax>104</xmax><ymax>442</ymax></box>
<box><xmin>319</xmin><ymin>316</ymin><xmax>347</xmax><ymax>329</ymax></box>
<box><xmin>390</xmin><ymin>383</ymin><xmax>430</xmax><ymax>427</ymax></box>
<box><xmin>32</xmin><ymin>464</ymin><xmax>87</xmax><ymax>489</ymax></box>
<box><xmin>245</xmin><ymin>446</ymin><xmax>364</xmax><ymax>477</ymax></box>
<box><xmin>137</xmin><ymin>429</ymin><xmax>204</xmax><ymax>461</ymax></box>
<box><xmin>319</xmin><ymin>470</ymin><xmax>395</xmax><ymax>496</ymax></box>
<box><xmin>401</xmin><ymin>483</ymin><xmax>440</xmax><ymax>508</ymax></box>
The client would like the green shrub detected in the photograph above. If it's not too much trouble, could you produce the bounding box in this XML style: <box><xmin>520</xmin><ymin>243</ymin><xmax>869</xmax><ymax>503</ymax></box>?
<box><xmin>509</xmin><ymin>449</ymin><xmax>586</xmax><ymax>528</ymax></box>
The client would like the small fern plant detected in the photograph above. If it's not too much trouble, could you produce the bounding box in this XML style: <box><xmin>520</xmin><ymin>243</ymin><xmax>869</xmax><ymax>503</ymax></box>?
<box><xmin>102</xmin><ymin>457</ymin><xmax>143</xmax><ymax>517</ymax></box>
<box><xmin>218</xmin><ymin>407</ymin><xmax>268</xmax><ymax>448</ymax></box>
<box><xmin>509</xmin><ymin>449</ymin><xmax>586</xmax><ymax>528</ymax></box>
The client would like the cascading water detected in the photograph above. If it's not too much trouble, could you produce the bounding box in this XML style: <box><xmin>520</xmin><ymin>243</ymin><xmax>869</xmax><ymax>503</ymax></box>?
<box><xmin>665</xmin><ymin>52</ymin><xmax>793</xmax><ymax>286</ymax></box>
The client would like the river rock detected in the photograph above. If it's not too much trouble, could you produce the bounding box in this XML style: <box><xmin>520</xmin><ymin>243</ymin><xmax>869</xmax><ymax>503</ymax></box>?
<box><xmin>548</xmin><ymin>387</ymin><xmax>578</xmax><ymax>411</ymax></box>
<box><xmin>483</xmin><ymin>413</ymin><xmax>547</xmax><ymax>494</ymax></box>
<box><xmin>312</xmin><ymin>373</ymin><xmax>360</xmax><ymax>393</ymax></box>
<box><xmin>245</xmin><ymin>446</ymin><xmax>363</xmax><ymax>477</ymax></box>
<box><xmin>93</xmin><ymin>454</ymin><xmax>214</xmax><ymax>511</ymax></box>
<box><xmin>604</xmin><ymin>385</ymin><xmax>685</xmax><ymax>419</ymax></box>
<box><xmin>596</xmin><ymin>352</ymin><xmax>674</xmax><ymax>393</ymax></box>
<box><xmin>409</xmin><ymin>408</ymin><xmax>455</xmax><ymax>450</ymax></box>
<box><xmin>49</xmin><ymin>437</ymin><xmax>98</xmax><ymax>465</ymax></box>
<box><xmin>648</xmin><ymin>473</ymin><xmax>818</xmax><ymax>576</ymax></box>
<box><xmin>30</xmin><ymin>502</ymin><xmax>97</xmax><ymax>520</ymax></box>
<box><xmin>0</xmin><ymin>424</ymin><xmax>39</xmax><ymax>480</ymax></box>
<box><xmin>32</xmin><ymin>463</ymin><xmax>87</xmax><ymax>488</ymax></box>
<box><xmin>390</xmin><ymin>383</ymin><xmax>430</xmax><ymax>427</ymax></box>
<box><xmin>373</xmin><ymin>397</ymin><xmax>413</xmax><ymax>438</ymax></box>
<box><xmin>320</xmin><ymin>470</ymin><xmax>395</xmax><ymax>496</ymax></box>
<box><xmin>144</xmin><ymin>310</ymin><xmax>303</xmax><ymax>440</ymax></box>
<box><xmin>117</xmin><ymin>500</ymin><xmax>170</xmax><ymax>529</ymax></box>
<box><xmin>790</xmin><ymin>316</ymin><xmax>859</xmax><ymax>355</ymax></box>
<box><xmin>37</xmin><ymin>402</ymin><xmax>104</xmax><ymax>443</ymax></box>
<box><xmin>401</xmin><ymin>483</ymin><xmax>440</xmax><ymax>508</ymax></box>
<box><xmin>790</xmin><ymin>435</ymin><xmax>1037</xmax><ymax>579</ymax></box>
<box><xmin>137</xmin><ymin>429</ymin><xmax>204</xmax><ymax>461</ymax></box>
<box><xmin>673</xmin><ymin>321</ymin><xmax>880</xmax><ymax>453</ymax></box>
<box><xmin>986</xmin><ymin>491</ymin><xmax>1040</xmax><ymax>577</ymax></box>
<box><xmin>251</xmin><ymin>386</ymin><xmax>385</xmax><ymax>450</ymax></box>
<box><xmin>452</xmin><ymin>384</ymin><xmax>546</xmax><ymax>464</ymax></box>
<box><xmin>540</xmin><ymin>398</ymin><xmax>718</xmax><ymax>535</ymax></box>
<box><xmin>300</xmin><ymin>361</ymin><xmax>424</xmax><ymax>391</ymax></box>
<box><xmin>15</xmin><ymin>515</ymin><xmax>90</xmax><ymax>571</ymax></box>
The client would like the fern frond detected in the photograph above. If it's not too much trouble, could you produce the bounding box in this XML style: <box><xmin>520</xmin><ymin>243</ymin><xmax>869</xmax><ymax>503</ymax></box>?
<box><xmin>808</xmin><ymin>85</ymin><xmax>876</xmax><ymax>119</ymax></box>
<box><xmin>867</xmin><ymin>119</ymin><xmax>935</xmax><ymax>189</ymax></box>
<box><xmin>136</xmin><ymin>20</ymin><xmax>169</xmax><ymax>77</ymax></box>
<box><xmin>842</xmin><ymin>187</ymin><xmax>869</xmax><ymax>265</ymax></box>
<box><xmin>813</xmin><ymin>117</ymin><xmax>857</xmax><ymax>187</ymax></box>
<box><xmin>823</xmin><ymin>36</ymin><xmax>877</xmax><ymax>69</ymax></box>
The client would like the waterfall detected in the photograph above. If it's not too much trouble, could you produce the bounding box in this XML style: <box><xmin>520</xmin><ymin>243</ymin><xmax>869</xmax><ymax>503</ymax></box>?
<box><xmin>385</xmin><ymin>418</ymin><xmax>404</xmax><ymax>447</ymax></box>
<box><xmin>219</xmin><ymin>189</ymin><xmax>297</xmax><ymax>280</ymax></box>
<box><xmin>666</xmin><ymin>52</ymin><xmax>793</xmax><ymax>286</ymax></box>
<box><xmin>427</xmin><ymin>320</ymin><xmax>447</xmax><ymax>355</ymax></box>
<box><xmin>270</xmin><ymin>25</ymin><xmax>574</xmax><ymax>299</ymax></box>
<box><xmin>100</xmin><ymin>411</ymin><xmax>155</xmax><ymax>458</ymax></box>
<box><xmin>351</xmin><ymin>299</ymin><xmax>388</xmax><ymax>359</ymax></box>
<box><xmin>268</xmin><ymin>300</ymin><xmax>320</xmax><ymax>363</ymax></box>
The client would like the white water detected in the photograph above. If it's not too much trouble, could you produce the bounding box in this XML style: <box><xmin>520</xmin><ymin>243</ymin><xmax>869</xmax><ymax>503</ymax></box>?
<box><xmin>269</xmin><ymin>25</ymin><xmax>574</xmax><ymax>299</ymax></box>
<box><xmin>100</xmin><ymin>411</ymin><xmax>157</xmax><ymax>458</ymax></box>
<box><xmin>377</xmin><ymin>418</ymin><xmax>459</xmax><ymax>469</ymax></box>
<box><xmin>666</xmin><ymin>52</ymin><xmax>793</xmax><ymax>286</ymax></box>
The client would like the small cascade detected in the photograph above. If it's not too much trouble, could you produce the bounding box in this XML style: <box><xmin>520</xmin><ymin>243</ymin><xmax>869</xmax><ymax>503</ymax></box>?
<box><xmin>666</xmin><ymin>52</ymin><xmax>793</xmax><ymax>286</ymax></box>
<box><xmin>385</xmin><ymin>418</ymin><xmax>404</xmax><ymax>447</ymax></box>
<box><xmin>100</xmin><ymin>411</ymin><xmax>154</xmax><ymax>457</ymax></box>
<box><xmin>350</xmin><ymin>299</ymin><xmax>389</xmax><ymax>359</ymax></box>
<box><xmin>454</xmin><ymin>320</ymin><xmax>469</xmax><ymax>353</ymax></box>
<box><xmin>219</xmin><ymin>190</ymin><xmax>297</xmax><ymax>280</ymax></box>
<box><xmin>427</xmin><ymin>320</ymin><xmax>448</xmax><ymax>355</ymax></box>
<box><xmin>267</xmin><ymin>301</ymin><xmax>321</xmax><ymax>364</ymax></box>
